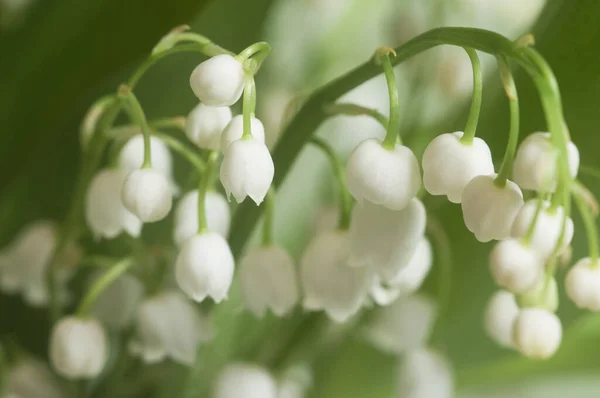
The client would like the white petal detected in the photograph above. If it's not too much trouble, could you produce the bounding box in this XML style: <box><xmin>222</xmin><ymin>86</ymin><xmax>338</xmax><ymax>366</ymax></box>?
<box><xmin>484</xmin><ymin>290</ymin><xmax>519</xmax><ymax>349</ymax></box>
<box><xmin>121</xmin><ymin>168</ymin><xmax>173</xmax><ymax>222</ymax></box>
<box><xmin>220</xmin><ymin>115</ymin><xmax>266</xmax><ymax>150</ymax></box>
<box><xmin>6</xmin><ymin>357</ymin><xmax>65</xmax><ymax>398</ymax></box>
<box><xmin>173</xmin><ymin>191</ymin><xmax>231</xmax><ymax>247</ymax></box>
<box><xmin>514</xmin><ymin>309</ymin><xmax>562</xmax><ymax>360</ymax></box>
<box><xmin>189</xmin><ymin>54</ymin><xmax>245</xmax><ymax>106</ymax></box>
<box><xmin>489</xmin><ymin>239</ymin><xmax>543</xmax><ymax>294</ymax></box>
<box><xmin>397</xmin><ymin>348</ymin><xmax>454</xmax><ymax>398</ymax></box>
<box><xmin>565</xmin><ymin>258</ymin><xmax>600</xmax><ymax>311</ymax></box>
<box><xmin>185</xmin><ymin>103</ymin><xmax>232</xmax><ymax>150</ymax></box>
<box><xmin>214</xmin><ymin>363</ymin><xmax>278</xmax><ymax>398</ymax></box>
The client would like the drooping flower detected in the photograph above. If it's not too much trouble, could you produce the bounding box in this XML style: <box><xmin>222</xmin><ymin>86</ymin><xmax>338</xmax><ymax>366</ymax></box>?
<box><xmin>512</xmin><ymin>132</ymin><xmax>579</xmax><ymax>192</ymax></box>
<box><xmin>565</xmin><ymin>257</ymin><xmax>600</xmax><ymax>311</ymax></box>
<box><xmin>396</xmin><ymin>348</ymin><xmax>455</xmax><ymax>398</ymax></box>
<box><xmin>300</xmin><ymin>230</ymin><xmax>373</xmax><ymax>322</ymax></box>
<box><xmin>489</xmin><ymin>239</ymin><xmax>543</xmax><ymax>294</ymax></box>
<box><xmin>484</xmin><ymin>290</ymin><xmax>519</xmax><ymax>349</ymax></box>
<box><xmin>173</xmin><ymin>190</ymin><xmax>231</xmax><ymax>247</ymax></box>
<box><xmin>461</xmin><ymin>174</ymin><xmax>524</xmax><ymax>242</ymax></box>
<box><xmin>511</xmin><ymin>199</ymin><xmax>574</xmax><ymax>259</ymax></box>
<box><xmin>365</xmin><ymin>294</ymin><xmax>437</xmax><ymax>355</ymax></box>
<box><xmin>86</xmin><ymin>169</ymin><xmax>142</xmax><ymax>239</ymax></box>
<box><xmin>189</xmin><ymin>54</ymin><xmax>245</xmax><ymax>106</ymax></box>
<box><xmin>422</xmin><ymin>131</ymin><xmax>494</xmax><ymax>203</ymax></box>
<box><xmin>239</xmin><ymin>245</ymin><xmax>299</xmax><ymax>317</ymax></box>
<box><xmin>175</xmin><ymin>233</ymin><xmax>235</xmax><ymax>303</ymax></box>
<box><xmin>213</xmin><ymin>363</ymin><xmax>278</xmax><ymax>398</ymax></box>
<box><xmin>90</xmin><ymin>271</ymin><xmax>144</xmax><ymax>330</ymax></box>
<box><xmin>348</xmin><ymin>199</ymin><xmax>426</xmax><ymax>281</ymax></box>
<box><xmin>49</xmin><ymin>316</ymin><xmax>108</xmax><ymax>379</ymax></box>
<box><xmin>220</xmin><ymin>137</ymin><xmax>274</xmax><ymax>205</ymax></box>
<box><xmin>346</xmin><ymin>138</ymin><xmax>421</xmax><ymax>210</ymax></box>
<box><xmin>185</xmin><ymin>103</ymin><xmax>232</xmax><ymax>150</ymax></box>
<box><xmin>121</xmin><ymin>168</ymin><xmax>173</xmax><ymax>222</ymax></box>
<box><xmin>220</xmin><ymin>114</ymin><xmax>266</xmax><ymax>150</ymax></box>
<box><xmin>513</xmin><ymin>308</ymin><xmax>562</xmax><ymax>360</ymax></box>
<box><xmin>129</xmin><ymin>290</ymin><xmax>213</xmax><ymax>366</ymax></box>
<box><xmin>5</xmin><ymin>357</ymin><xmax>66</xmax><ymax>398</ymax></box>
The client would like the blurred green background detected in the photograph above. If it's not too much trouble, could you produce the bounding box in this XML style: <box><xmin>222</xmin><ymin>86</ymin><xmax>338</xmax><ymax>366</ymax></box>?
<box><xmin>2</xmin><ymin>0</ymin><xmax>600</xmax><ymax>397</ymax></box>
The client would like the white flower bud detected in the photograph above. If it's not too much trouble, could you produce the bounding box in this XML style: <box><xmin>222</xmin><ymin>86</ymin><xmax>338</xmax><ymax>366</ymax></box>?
<box><xmin>213</xmin><ymin>363</ymin><xmax>278</xmax><ymax>398</ymax></box>
<box><xmin>0</xmin><ymin>221</ymin><xmax>78</xmax><ymax>306</ymax></box>
<box><xmin>489</xmin><ymin>239</ymin><xmax>543</xmax><ymax>294</ymax></box>
<box><xmin>365</xmin><ymin>294</ymin><xmax>437</xmax><ymax>354</ymax></box>
<box><xmin>189</xmin><ymin>54</ymin><xmax>245</xmax><ymax>106</ymax></box>
<box><xmin>511</xmin><ymin>200</ymin><xmax>574</xmax><ymax>259</ymax></box>
<box><xmin>461</xmin><ymin>174</ymin><xmax>524</xmax><ymax>242</ymax></box>
<box><xmin>387</xmin><ymin>237</ymin><xmax>433</xmax><ymax>293</ymax></box>
<box><xmin>346</xmin><ymin>138</ymin><xmax>421</xmax><ymax>210</ymax></box>
<box><xmin>91</xmin><ymin>272</ymin><xmax>144</xmax><ymax>330</ymax></box>
<box><xmin>6</xmin><ymin>357</ymin><xmax>65</xmax><ymax>398</ymax></box>
<box><xmin>129</xmin><ymin>290</ymin><xmax>213</xmax><ymax>366</ymax></box>
<box><xmin>519</xmin><ymin>278</ymin><xmax>559</xmax><ymax>312</ymax></box>
<box><xmin>173</xmin><ymin>190</ymin><xmax>231</xmax><ymax>247</ymax></box>
<box><xmin>175</xmin><ymin>233</ymin><xmax>234</xmax><ymax>303</ymax></box>
<box><xmin>86</xmin><ymin>169</ymin><xmax>142</xmax><ymax>239</ymax></box>
<box><xmin>121</xmin><ymin>168</ymin><xmax>173</xmax><ymax>222</ymax></box>
<box><xmin>239</xmin><ymin>246</ymin><xmax>299</xmax><ymax>317</ymax></box>
<box><xmin>397</xmin><ymin>348</ymin><xmax>454</xmax><ymax>398</ymax></box>
<box><xmin>422</xmin><ymin>132</ymin><xmax>494</xmax><ymax>203</ymax></box>
<box><xmin>565</xmin><ymin>257</ymin><xmax>600</xmax><ymax>311</ymax></box>
<box><xmin>220</xmin><ymin>115</ymin><xmax>266</xmax><ymax>150</ymax></box>
<box><xmin>49</xmin><ymin>316</ymin><xmax>108</xmax><ymax>379</ymax></box>
<box><xmin>513</xmin><ymin>132</ymin><xmax>579</xmax><ymax>192</ymax></box>
<box><xmin>185</xmin><ymin>103</ymin><xmax>232</xmax><ymax>149</ymax></box>
<box><xmin>300</xmin><ymin>230</ymin><xmax>373</xmax><ymax>322</ymax></box>
<box><xmin>484</xmin><ymin>290</ymin><xmax>519</xmax><ymax>349</ymax></box>
<box><xmin>220</xmin><ymin>138</ymin><xmax>274</xmax><ymax>205</ymax></box>
<box><xmin>348</xmin><ymin>199</ymin><xmax>426</xmax><ymax>281</ymax></box>
<box><xmin>118</xmin><ymin>134</ymin><xmax>177</xmax><ymax>191</ymax></box>
<box><xmin>514</xmin><ymin>309</ymin><xmax>562</xmax><ymax>360</ymax></box>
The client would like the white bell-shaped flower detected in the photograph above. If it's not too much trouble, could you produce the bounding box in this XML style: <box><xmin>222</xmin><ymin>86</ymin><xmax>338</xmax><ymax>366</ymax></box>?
<box><xmin>121</xmin><ymin>168</ymin><xmax>173</xmax><ymax>222</ymax></box>
<box><xmin>129</xmin><ymin>290</ymin><xmax>213</xmax><ymax>366</ymax></box>
<box><xmin>213</xmin><ymin>363</ymin><xmax>278</xmax><ymax>398</ymax></box>
<box><xmin>239</xmin><ymin>245</ymin><xmax>299</xmax><ymax>317</ymax></box>
<box><xmin>5</xmin><ymin>357</ymin><xmax>65</xmax><ymax>398</ymax></box>
<box><xmin>118</xmin><ymin>134</ymin><xmax>177</xmax><ymax>191</ymax></box>
<box><xmin>189</xmin><ymin>54</ymin><xmax>245</xmax><ymax>106</ymax></box>
<box><xmin>489</xmin><ymin>239</ymin><xmax>543</xmax><ymax>294</ymax></box>
<box><xmin>175</xmin><ymin>232</ymin><xmax>235</xmax><ymax>303</ymax></box>
<box><xmin>461</xmin><ymin>174</ymin><xmax>524</xmax><ymax>242</ymax></box>
<box><xmin>511</xmin><ymin>200</ymin><xmax>574</xmax><ymax>259</ymax></box>
<box><xmin>49</xmin><ymin>316</ymin><xmax>108</xmax><ymax>379</ymax></box>
<box><xmin>300</xmin><ymin>230</ymin><xmax>373</xmax><ymax>322</ymax></box>
<box><xmin>173</xmin><ymin>190</ymin><xmax>231</xmax><ymax>247</ymax></box>
<box><xmin>484</xmin><ymin>290</ymin><xmax>519</xmax><ymax>349</ymax></box>
<box><xmin>220</xmin><ymin>137</ymin><xmax>274</xmax><ymax>205</ymax></box>
<box><xmin>185</xmin><ymin>103</ymin><xmax>232</xmax><ymax>150</ymax></box>
<box><xmin>0</xmin><ymin>221</ymin><xmax>79</xmax><ymax>306</ymax></box>
<box><xmin>565</xmin><ymin>257</ymin><xmax>600</xmax><ymax>311</ymax></box>
<box><xmin>514</xmin><ymin>308</ymin><xmax>562</xmax><ymax>360</ymax></box>
<box><xmin>220</xmin><ymin>115</ymin><xmax>266</xmax><ymax>150</ymax></box>
<box><xmin>513</xmin><ymin>132</ymin><xmax>580</xmax><ymax>192</ymax></box>
<box><xmin>346</xmin><ymin>138</ymin><xmax>421</xmax><ymax>210</ymax></box>
<box><xmin>91</xmin><ymin>272</ymin><xmax>144</xmax><ymax>330</ymax></box>
<box><xmin>86</xmin><ymin>169</ymin><xmax>142</xmax><ymax>239</ymax></box>
<box><xmin>348</xmin><ymin>199</ymin><xmax>426</xmax><ymax>281</ymax></box>
<box><xmin>396</xmin><ymin>348</ymin><xmax>454</xmax><ymax>398</ymax></box>
<box><xmin>365</xmin><ymin>294</ymin><xmax>437</xmax><ymax>355</ymax></box>
<box><xmin>422</xmin><ymin>131</ymin><xmax>494</xmax><ymax>203</ymax></box>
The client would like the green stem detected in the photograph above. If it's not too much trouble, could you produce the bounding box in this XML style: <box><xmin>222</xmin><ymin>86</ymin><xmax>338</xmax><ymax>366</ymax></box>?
<box><xmin>323</xmin><ymin>103</ymin><xmax>389</xmax><ymax>129</ymax></box>
<box><xmin>378</xmin><ymin>50</ymin><xmax>401</xmax><ymax>149</ymax></box>
<box><xmin>262</xmin><ymin>189</ymin><xmax>275</xmax><ymax>246</ymax></box>
<box><xmin>460</xmin><ymin>48</ymin><xmax>483</xmax><ymax>145</ymax></box>
<box><xmin>76</xmin><ymin>257</ymin><xmax>135</xmax><ymax>317</ymax></box>
<box><xmin>236</xmin><ymin>42</ymin><xmax>272</xmax><ymax>63</ymax></box>
<box><xmin>46</xmin><ymin>100</ymin><xmax>120</xmax><ymax>322</ymax></box>
<box><xmin>129</xmin><ymin>43</ymin><xmax>232</xmax><ymax>89</ymax></box>
<box><xmin>149</xmin><ymin>116</ymin><xmax>186</xmax><ymax>132</ymax></box>
<box><xmin>197</xmin><ymin>151</ymin><xmax>219</xmax><ymax>234</ymax></box>
<box><xmin>494</xmin><ymin>55</ymin><xmax>520</xmax><ymax>188</ymax></box>
<box><xmin>152</xmin><ymin>132</ymin><xmax>205</xmax><ymax>172</ymax></box>
<box><xmin>573</xmin><ymin>189</ymin><xmax>600</xmax><ymax>264</ymax></box>
<box><xmin>309</xmin><ymin>137</ymin><xmax>353</xmax><ymax>229</ymax></box>
<box><xmin>118</xmin><ymin>87</ymin><xmax>152</xmax><ymax>168</ymax></box>
<box><xmin>226</xmin><ymin>27</ymin><xmax>559</xmax><ymax>259</ymax></box>
<box><xmin>241</xmin><ymin>72</ymin><xmax>256</xmax><ymax>140</ymax></box>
